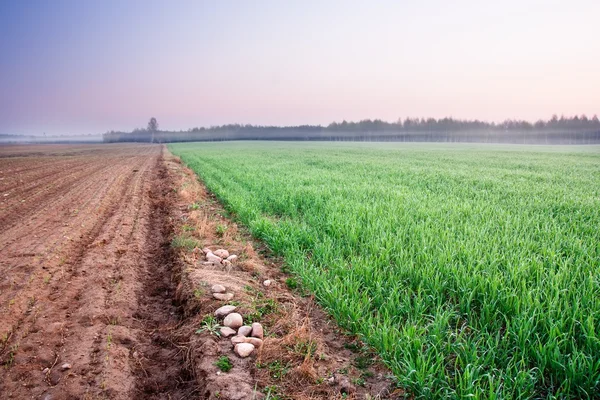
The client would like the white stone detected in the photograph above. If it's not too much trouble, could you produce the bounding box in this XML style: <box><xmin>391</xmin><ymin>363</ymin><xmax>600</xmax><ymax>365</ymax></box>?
<box><xmin>60</xmin><ymin>363</ymin><xmax>72</xmax><ymax>371</ymax></box>
<box><xmin>214</xmin><ymin>305</ymin><xmax>236</xmax><ymax>318</ymax></box>
<box><xmin>234</xmin><ymin>343</ymin><xmax>255</xmax><ymax>358</ymax></box>
<box><xmin>263</xmin><ymin>280</ymin><xmax>271</xmax><ymax>287</ymax></box>
<box><xmin>223</xmin><ymin>312</ymin><xmax>243</xmax><ymax>329</ymax></box>
<box><xmin>237</xmin><ymin>325</ymin><xmax>252</xmax><ymax>337</ymax></box>
<box><xmin>219</xmin><ymin>327</ymin><xmax>236</xmax><ymax>338</ymax></box>
<box><xmin>211</xmin><ymin>284</ymin><xmax>226</xmax><ymax>293</ymax></box>
<box><xmin>214</xmin><ymin>249</ymin><xmax>230</xmax><ymax>258</ymax></box>
<box><xmin>202</xmin><ymin>247</ymin><xmax>212</xmax><ymax>254</ymax></box>
<box><xmin>222</xmin><ymin>259</ymin><xmax>232</xmax><ymax>268</ymax></box>
<box><xmin>213</xmin><ymin>292</ymin><xmax>234</xmax><ymax>301</ymax></box>
<box><xmin>226</xmin><ymin>255</ymin><xmax>238</xmax><ymax>262</ymax></box>
<box><xmin>206</xmin><ymin>252</ymin><xmax>223</xmax><ymax>263</ymax></box>
<box><xmin>251</xmin><ymin>322</ymin><xmax>264</xmax><ymax>339</ymax></box>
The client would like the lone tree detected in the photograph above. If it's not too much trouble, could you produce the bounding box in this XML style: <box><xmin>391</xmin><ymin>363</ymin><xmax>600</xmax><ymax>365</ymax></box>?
<box><xmin>147</xmin><ymin>117</ymin><xmax>159</xmax><ymax>142</ymax></box>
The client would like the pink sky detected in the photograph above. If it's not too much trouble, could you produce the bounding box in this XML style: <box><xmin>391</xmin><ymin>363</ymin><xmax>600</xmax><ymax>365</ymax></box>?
<box><xmin>1</xmin><ymin>0</ymin><xmax>599</xmax><ymax>135</ymax></box>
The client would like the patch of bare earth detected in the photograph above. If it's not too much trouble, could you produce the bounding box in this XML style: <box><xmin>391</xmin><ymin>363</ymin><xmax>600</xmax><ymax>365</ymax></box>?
<box><xmin>163</xmin><ymin>149</ymin><xmax>404</xmax><ymax>399</ymax></box>
<box><xmin>0</xmin><ymin>144</ymin><xmax>196</xmax><ymax>399</ymax></box>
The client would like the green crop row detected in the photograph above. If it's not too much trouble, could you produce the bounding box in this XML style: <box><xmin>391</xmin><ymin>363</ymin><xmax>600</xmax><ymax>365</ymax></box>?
<box><xmin>169</xmin><ymin>141</ymin><xmax>600</xmax><ymax>399</ymax></box>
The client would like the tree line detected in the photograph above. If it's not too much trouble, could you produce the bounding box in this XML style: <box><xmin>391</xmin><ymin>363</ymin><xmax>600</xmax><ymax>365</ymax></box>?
<box><xmin>103</xmin><ymin>115</ymin><xmax>600</xmax><ymax>144</ymax></box>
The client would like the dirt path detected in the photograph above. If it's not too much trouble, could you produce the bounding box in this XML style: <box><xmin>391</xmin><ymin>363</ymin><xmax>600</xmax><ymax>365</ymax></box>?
<box><xmin>0</xmin><ymin>144</ymin><xmax>195</xmax><ymax>399</ymax></box>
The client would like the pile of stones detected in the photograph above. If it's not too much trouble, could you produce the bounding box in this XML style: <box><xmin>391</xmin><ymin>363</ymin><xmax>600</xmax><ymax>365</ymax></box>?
<box><xmin>214</xmin><ymin>305</ymin><xmax>264</xmax><ymax>358</ymax></box>
<box><xmin>203</xmin><ymin>248</ymin><xmax>238</xmax><ymax>268</ymax></box>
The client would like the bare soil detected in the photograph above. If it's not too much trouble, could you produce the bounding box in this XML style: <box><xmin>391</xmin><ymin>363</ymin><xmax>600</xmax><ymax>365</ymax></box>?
<box><xmin>0</xmin><ymin>144</ymin><xmax>195</xmax><ymax>399</ymax></box>
<box><xmin>0</xmin><ymin>144</ymin><xmax>401</xmax><ymax>399</ymax></box>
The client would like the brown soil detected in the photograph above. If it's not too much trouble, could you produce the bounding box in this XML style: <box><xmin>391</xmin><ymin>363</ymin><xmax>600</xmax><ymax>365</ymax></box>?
<box><xmin>0</xmin><ymin>144</ymin><xmax>402</xmax><ymax>399</ymax></box>
<box><xmin>0</xmin><ymin>144</ymin><xmax>195</xmax><ymax>399</ymax></box>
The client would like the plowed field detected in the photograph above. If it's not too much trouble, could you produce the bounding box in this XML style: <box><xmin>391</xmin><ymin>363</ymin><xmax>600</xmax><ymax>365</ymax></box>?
<box><xmin>0</xmin><ymin>144</ymin><xmax>194</xmax><ymax>399</ymax></box>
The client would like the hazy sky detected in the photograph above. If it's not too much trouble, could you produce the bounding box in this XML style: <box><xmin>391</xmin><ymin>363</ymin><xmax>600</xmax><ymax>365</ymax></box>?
<box><xmin>1</xmin><ymin>0</ymin><xmax>599</xmax><ymax>135</ymax></box>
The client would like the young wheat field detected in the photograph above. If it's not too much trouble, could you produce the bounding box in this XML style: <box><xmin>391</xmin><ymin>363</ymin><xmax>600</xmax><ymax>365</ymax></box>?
<box><xmin>170</xmin><ymin>142</ymin><xmax>600</xmax><ymax>399</ymax></box>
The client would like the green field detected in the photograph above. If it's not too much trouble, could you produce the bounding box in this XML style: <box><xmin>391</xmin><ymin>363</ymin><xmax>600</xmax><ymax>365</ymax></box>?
<box><xmin>169</xmin><ymin>142</ymin><xmax>600</xmax><ymax>399</ymax></box>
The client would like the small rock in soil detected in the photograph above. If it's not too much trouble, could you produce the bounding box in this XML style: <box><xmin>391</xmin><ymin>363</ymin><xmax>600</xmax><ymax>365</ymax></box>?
<box><xmin>60</xmin><ymin>363</ymin><xmax>72</xmax><ymax>371</ymax></box>
<box><xmin>263</xmin><ymin>279</ymin><xmax>271</xmax><ymax>287</ymax></box>
<box><xmin>251</xmin><ymin>322</ymin><xmax>264</xmax><ymax>339</ymax></box>
<box><xmin>220</xmin><ymin>327</ymin><xmax>237</xmax><ymax>338</ymax></box>
<box><xmin>234</xmin><ymin>343</ymin><xmax>255</xmax><ymax>358</ymax></box>
<box><xmin>222</xmin><ymin>259</ymin><xmax>232</xmax><ymax>268</ymax></box>
<box><xmin>223</xmin><ymin>312</ymin><xmax>243</xmax><ymax>329</ymax></box>
<box><xmin>206</xmin><ymin>252</ymin><xmax>223</xmax><ymax>263</ymax></box>
<box><xmin>231</xmin><ymin>335</ymin><xmax>246</xmax><ymax>345</ymax></box>
<box><xmin>213</xmin><ymin>292</ymin><xmax>234</xmax><ymax>301</ymax></box>
<box><xmin>237</xmin><ymin>325</ymin><xmax>252</xmax><ymax>337</ymax></box>
<box><xmin>202</xmin><ymin>247</ymin><xmax>212</xmax><ymax>254</ymax></box>
<box><xmin>214</xmin><ymin>249</ymin><xmax>230</xmax><ymax>258</ymax></box>
<box><xmin>211</xmin><ymin>284</ymin><xmax>226</xmax><ymax>293</ymax></box>
<box><xmin>226</xmin><ymin>254</ymin><xmax>238</xmax><ymax>262</ymax></box>
<box><xmin>214</xmin><ymin>305</ymin><xmax>236</xmax><ymax>318</ymax></box>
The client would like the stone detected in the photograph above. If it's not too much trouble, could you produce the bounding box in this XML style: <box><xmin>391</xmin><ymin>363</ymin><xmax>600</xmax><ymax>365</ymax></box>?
<box><xmin>244</xmin><ymin>337</ymin><xmax>263</xmax><ymax>348</ymax></box>
<box><xmin>206</xmin><ymin>252</ymin><xmax>223</xmax><ymax>263</ymax></box>
<box><xmin>214</xmin><ymin>305</ymin><xmax>236</xmax><ymax>318</ymax></box>
<box><xmin>202</xmin><ymin>247</ymin><xmax>212</xmax><ymax>254</ymax></box>
<box><xmin>213</xmin><ymin>292</ymin><xmax>234</xmax><ymax>301</ymax></box>
<box><xmin>237</xmin><ymin>325</ymin><xmax>252</xmax><ymax>337</ymax></box>
<box><xmin>222</xmin><ymin>259</ymin><xmax>232</xmax><ymax>268</ymax></box>
<box><xmin>234</xmin><ymin>343</ymin><xmax>255</xmax><ymax>358</ymax></box>
<box><xmin>211</xmin><ymin>284</ymin><xmax>226</xmax><ymax>293</ymax></box>
<box><xmin>60</xmin><ymin>363</ymin><xmax>72</xmax><ymax>371</ymax></box>
<box><xmin>214</xmin><ymin>249</ymin><xmax>230</xmax><ymax>258</ymax></box>
<box><xmin>226</xmin><ymin>255</ymin><xmax>238</xmax><ymax>262</ymax></box>
<box><xmin>251</xmin><ymin>322</ymin><xmax>264</xmax><ymax>339</ymax></box>
<box><xmin>219</xmin><ymin>327</ymin><xmax>236</xmax><ymax>338</ymax></box>
<box><xmin>230</xmin><ymin>335</ymin><xmax>246</xmax><ymax>345</ymax></box>
<box><xmin>263</xmin><ymin>280</ymin><xmax>271</xmax><ymax>287</ymax></box>
<box><xmin>223</xmin><ymin>312</ymin><xmax>243</xmax><ymax>329</ymax></box>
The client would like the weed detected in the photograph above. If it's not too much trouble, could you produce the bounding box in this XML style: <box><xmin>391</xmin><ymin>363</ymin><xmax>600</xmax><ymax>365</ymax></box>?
<box><xmin>246</xmin><ymin>297</ymin><xmax>278</xmax><ymax>324</ymax></box>
<box><xmin>195</xmin><ymin>315</ymin><xmax>221</xmax><ymax>337</ymax></box>
<box><xmin>291</xmin><ymin>339</ymin><xmax>317</xmax><ymax>358</ymax></box>
<box><xmin>214</xmin><ymin>356</ymin><xmax>233</xmax><ymax>372</ymax></box>
<box><xmin>354</xmin><ymin>355</ymin><xmax>373</xmax><ymax>370</ymax></box>
<box><xmin>193</xmin><ymin>288</ymin><xmax>204</xmax><ymax>298</ymax></box>
<box><xmin>352</xmin><ymin>377</ymin><xmax>366</xmax><ymax>387</ymax></box>
<box><xmin>263</xmin><ymin>385</ymin><xmax>282</xmax><ymax>399</ymax></box>
<box><xmin>170</xmin><ymin>234</ymin><xmax>199</xmax><ymax>251</ymax></box>
<box><xmin>188</xmin><ymin>202</ymin><xmax>200</xmax><ymax>210</ymax></box>
<box><xmin>266</xmin><ymin>360</ymin><xmax>290</xmax><ymax>380</ymax></box>
<box><xmin>215</xmin><ymin>224</ymin><xmax>228</xmax><ymax>237</ymax></box>
<box><xmin>284</xmin><ymin>277</ymin><xmax>297</xmax><ymax>290</ymax></box>
<box><xmin>4</xmin><ymin>344</ymin><xmax>18</xmax><ymax>368</ymax></box>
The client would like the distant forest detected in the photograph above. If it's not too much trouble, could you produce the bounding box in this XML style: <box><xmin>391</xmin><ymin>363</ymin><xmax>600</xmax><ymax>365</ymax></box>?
<box><xmin>103</xmin><ymin>115</ymin><xmax>600</xmax><ymax>144</ymax></box>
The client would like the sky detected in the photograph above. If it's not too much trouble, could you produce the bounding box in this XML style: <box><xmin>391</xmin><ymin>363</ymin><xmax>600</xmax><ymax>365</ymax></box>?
<box><xmin>0</xmin><ymin>0</ymin><xmax>599</xmax><ymax>135</ymax></box>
